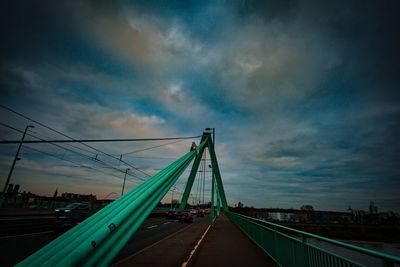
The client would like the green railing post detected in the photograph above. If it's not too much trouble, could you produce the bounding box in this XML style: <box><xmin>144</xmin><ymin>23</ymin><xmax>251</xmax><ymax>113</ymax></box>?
<box><xmin>302</xmin><ymin>234</ymin><xmax>309</xmax><ymax>267</ymax></box>
<box><xmin>273</xmin><ymin>225</ymin><xmax>278</xmax><ymax>260</ymax></box>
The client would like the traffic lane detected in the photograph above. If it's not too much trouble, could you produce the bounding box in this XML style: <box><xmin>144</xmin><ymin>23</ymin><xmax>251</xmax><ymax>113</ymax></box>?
<box><xmin>0</xmin><ymin>232</ymin><xmax>58</xmax><ymax>267</ymax></box>
<box><xmin>0</xmin><ymin>216</ymin><xmax>58</xmax><ymax>237</ymax></box>
<box><xmin>0</xmin><ymin>215</ymin><xmax>56</xmax><ymax>221</ymax></box>
<box><xmin>112</xmin><ymin>215</ymin><xmax>204</xmax><ymax>263</ymax></box>
<box><xmin>0</xmin><ymin>215</ymin><xmax>203</xmax><ymax>266</ymax></box>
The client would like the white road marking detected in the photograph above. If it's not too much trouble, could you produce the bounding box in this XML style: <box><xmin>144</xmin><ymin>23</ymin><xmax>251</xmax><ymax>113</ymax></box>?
<box><xmin>147</xmin><ymin>225</ymin><xmax>158</xmax><ymax>229</ymax></box>
<box><xmin>163</xmin><ymin>222</ymin><xmax>171</xmax><ymax>225</ymax></box>
<box><xmin>181</xmin><ymin>224</ymin><xmax>212</xmax><ymax>267</ymax></box>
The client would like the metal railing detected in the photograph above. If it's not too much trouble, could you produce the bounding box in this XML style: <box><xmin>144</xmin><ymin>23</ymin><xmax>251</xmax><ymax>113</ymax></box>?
<box><xmin>227</xmin><ymin>211</ymin><xmax>400</xmax><ymax>267</ymax></box>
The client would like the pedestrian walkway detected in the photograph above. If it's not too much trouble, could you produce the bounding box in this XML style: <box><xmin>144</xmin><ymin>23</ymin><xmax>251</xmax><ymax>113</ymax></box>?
<box><xmin>188</xmin><ymin>212</ymin><xmax>276</xmax><ymax>267</ymax></box>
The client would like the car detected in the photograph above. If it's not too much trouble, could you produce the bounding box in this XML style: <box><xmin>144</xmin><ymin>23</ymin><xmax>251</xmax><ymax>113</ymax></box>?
<box><xmin>166</xmin><ymin>210</ymin><xmax>178</xmax><ymax>219</ymax></box>
<box><xmin>189</xmin><ymin>209</ymin><xmax>197</xmax><ymax>216</ymax></box>
<box><xmin>197</xmin><ymin>209</ymin><xmax>205</xmax><ymax>217</ymax></box>
<box><xmin>55</xmin><ymin>202</ymin><xmax>90</xmax><ymax>217</ymax></box>
<box><xmin>55</xmin><ymin>203</ymin><xmax>94</xmax><ymax>231</ymax></box>
<box><xmin>178</xmin><ymin>212</ymin><xmax>193</xmax><ymax>223</ymax></box>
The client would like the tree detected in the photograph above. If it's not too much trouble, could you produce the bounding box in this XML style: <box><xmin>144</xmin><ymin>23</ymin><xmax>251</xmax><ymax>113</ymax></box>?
<box><xmin>300</xmin><ymin>205</ymin><xmax>314</xmax><ymax>211</ymax></box>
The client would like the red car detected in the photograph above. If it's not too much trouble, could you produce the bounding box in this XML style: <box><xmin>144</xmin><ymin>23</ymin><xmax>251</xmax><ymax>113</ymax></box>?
<box><xmin>178</xmin><ymin>212</ymin><xmax>193</xmax><ymax>223</ymax></box>
<box><xmin>197</xmin><ymin>209</ymin><xmax>205</xmax><ymax>217</ymax></box>
<box><xmin>166</xmin><ymin>210</ymin><xmax>178</xmax><ymax>219</ymax></box>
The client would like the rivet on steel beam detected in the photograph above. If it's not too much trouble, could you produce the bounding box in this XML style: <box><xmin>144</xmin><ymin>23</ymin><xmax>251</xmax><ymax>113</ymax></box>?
<box><xmin>108</xmin><ymin>223</ymin><xmax>116</xmax><ymax>232</ymax></box>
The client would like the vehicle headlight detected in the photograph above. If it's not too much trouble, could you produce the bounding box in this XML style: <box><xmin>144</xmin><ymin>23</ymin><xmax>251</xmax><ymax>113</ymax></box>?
<box><xmin>64</xmin><ymin>209</ymin><xmax>71</xmax><ymax>212</ymax></box>
<box><xmin>55</xmin><ymin>209</ymin><xmax>60</xmax><ymax>212</ymax></box>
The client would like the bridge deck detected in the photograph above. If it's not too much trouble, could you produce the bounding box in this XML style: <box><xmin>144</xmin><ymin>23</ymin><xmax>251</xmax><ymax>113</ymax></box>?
<box><xmin>112</xmin><ymin>216</ymin><xmax>211</xmax><ymax>267</ymax></box>
<box><xmin>188</xmin><ymin>212</ymin><xmax>276</xmax><ymax>267</ymax></box>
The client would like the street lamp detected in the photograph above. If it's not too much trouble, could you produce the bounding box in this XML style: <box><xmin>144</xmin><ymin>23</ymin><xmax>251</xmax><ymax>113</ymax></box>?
<box><xmin>170</xmin><ymin>184</ymin><xmax>176</xmax><ymax>210</ymax></box>
<box><xmin>0</xmin><ymin>125</ymin><xmax>34</xmax><ymax>207</ymax></box>
<box><xmin>121</xmin><ymin>168</ymin><xmax>130</xmax><ymax>196</ymax></box>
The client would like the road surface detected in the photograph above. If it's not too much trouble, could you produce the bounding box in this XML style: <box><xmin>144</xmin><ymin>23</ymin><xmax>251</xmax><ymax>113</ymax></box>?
<box><xmin>0</xmin><ymin>215</ymin><xmax>203</xmax><ymax>266</ymax></box>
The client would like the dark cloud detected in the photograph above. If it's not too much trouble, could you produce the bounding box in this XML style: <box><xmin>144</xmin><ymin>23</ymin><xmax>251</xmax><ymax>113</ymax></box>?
<box><xmin>0</xmin><ymin>1</ymin><xmax>399</xmax><ymax>210</ymax></box>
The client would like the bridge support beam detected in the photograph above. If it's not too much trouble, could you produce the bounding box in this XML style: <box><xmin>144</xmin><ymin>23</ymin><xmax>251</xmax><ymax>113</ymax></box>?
<box><xmin>207</xmin><ymin>134</ymin><xmax>229</xmax><ymax>211</ymax></box>
<box><xmin>211</xmin><ymin>170</ymin><xmax>215</xmax><ymax>227</ymax></box>
<box><xmin>179</xmin><ymin>135</ymin><xmax>207</xmax><ymax>210</ymax></box>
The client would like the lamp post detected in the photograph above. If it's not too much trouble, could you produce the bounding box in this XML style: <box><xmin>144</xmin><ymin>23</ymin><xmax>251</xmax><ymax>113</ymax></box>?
<box><xmin>121</xmin><ymin>168</ymin><xmax>130</xmax><ymax>196</ymax></box>
<box><xmin>170</xmin><ymin>184</ymin><xmax>176</xmax><ymax>210</ymax></box>
<box><xmin>0</xmin><ymin>125</ymin><xmax>34</xmax><ymax>208</ymax></box>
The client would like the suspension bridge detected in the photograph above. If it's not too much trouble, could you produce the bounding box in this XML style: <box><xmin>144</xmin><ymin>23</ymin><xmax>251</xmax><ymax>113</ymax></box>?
<box><xmin>1</xmin><ymin>125</ymin><xmax>400</xmax><ymax>266</ymax></box>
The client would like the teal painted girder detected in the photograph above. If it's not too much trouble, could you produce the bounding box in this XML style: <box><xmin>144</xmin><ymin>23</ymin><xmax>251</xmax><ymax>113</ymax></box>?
<box><xmin>179</xmin><ymin>134</ymin><xmax>207</xmax><ymax>210</ymax></box>
<box><xmin>16</xmin><ymin>139</ymin><xmax>207</xmax><ymax>267</ymax></box>
<box><xmin>179</xmin><ymin>132</ymin><xmax>228</xmax><ymax>212</ymax></box>
<box><xmin>207</xmin><ymin>134</ymin><xmax>228</xmax><ymax>211</ymax></box>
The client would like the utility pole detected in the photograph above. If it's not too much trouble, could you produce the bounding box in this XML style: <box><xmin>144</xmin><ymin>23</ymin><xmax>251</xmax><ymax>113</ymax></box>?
<box><xmin>121</xmin><ymin>168</ymin><xmax>130</xmax><ymax>196</ymax></box>
<box><xmin>0</xmin><ymin>125</ymin><xmax>34</xmax><ymax>208</ymax></box>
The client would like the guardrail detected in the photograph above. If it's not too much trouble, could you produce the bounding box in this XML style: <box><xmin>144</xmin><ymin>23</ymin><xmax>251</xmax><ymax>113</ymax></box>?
<box><xmin>226</xmin><ymin>211</ymin><xmax>400</xmax><ymax>267</ymax></box>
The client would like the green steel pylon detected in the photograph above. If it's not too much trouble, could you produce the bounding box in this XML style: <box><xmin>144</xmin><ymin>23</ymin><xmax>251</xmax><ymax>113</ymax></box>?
<box><xmin>179</xmin><ymin>135</ymin><xmax>207</xmax><ymax>209</ymax></box>
<box><xmin>180</xmin><ymin>132</ymin><xmax>228</xmax><ymax>211</ymax></box>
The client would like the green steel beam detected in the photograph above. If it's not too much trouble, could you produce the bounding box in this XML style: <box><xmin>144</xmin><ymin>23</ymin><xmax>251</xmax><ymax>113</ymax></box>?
<box><xmin>211</xmin><ymin>170</ymin><xmax>215</xmax><ymax>227</ymax></box>
<box><xmin>17</xmin><ymin>139</ymin><xmax>207</xmax><ymax>267</ymax></box>
<box><xmin>179</xmin><ymin>135</ymin><xmax>207</xmax><ymax>210</ymax></box>
<box><xmin>207</xmin><ymin>134</ymin><xmax>229</xmax><ymax>211</ymax></box>
<box><xmin>216</xmin><ymin>180</ymin><xmax>221</xmax><ymax>216</ymax></box>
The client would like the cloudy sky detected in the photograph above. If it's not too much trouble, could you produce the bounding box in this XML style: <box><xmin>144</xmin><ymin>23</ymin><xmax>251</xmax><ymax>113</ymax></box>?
<box><xmin>1</xmin><ymin>0</ymin><xmax>399</xmax><ymax>212</ymax></box>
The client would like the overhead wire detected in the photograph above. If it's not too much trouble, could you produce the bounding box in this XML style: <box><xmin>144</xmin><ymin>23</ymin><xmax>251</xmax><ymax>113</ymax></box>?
<box><xmin>29</xmin><ymin>129</ymin><xmax>96</xmax><ymax>155</ymax></box>
<box><xmin>0</xmin><ymin>136</ymin><xmax>140</xmax><ymax>185</ymax></box>
<box><xmin>0</xmin><ymin>122</ymin><xmax>146</xmax><ymax>181</ymax></box>
<box><xmin>120</xmin><ymin>139</ymin><xmax>185</xmax><ymax>156</ymax></box>
<box><xmin>0</xmin><ymin>105</ymin><xmax>196</xmax><ymax>177</ymax></box>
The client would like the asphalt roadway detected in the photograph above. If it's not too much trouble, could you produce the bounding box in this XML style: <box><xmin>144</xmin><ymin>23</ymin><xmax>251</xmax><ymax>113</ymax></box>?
<box><xmin>0</xmin><ymin>215</ymin><xmax>204</xmax><ymax>267</ymax></box>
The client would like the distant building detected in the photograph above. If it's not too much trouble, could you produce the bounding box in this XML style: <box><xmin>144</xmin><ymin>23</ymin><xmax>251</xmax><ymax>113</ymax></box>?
<box><xmin>369</xmin><ymin>201</ymin><xmax>378</xmax><ymax>214</ymax></box>
<box><xmin>268</xmin><ymin>212</ymin><xmax>293</xmax><ymax>222</ymax></box>
<box><xmin>7</xmin><ymin>184</ymin><xmax>14</xmax><ymax>194</ymax></box>
<box><xmin>12</xmin><ymin>184</ymin><xmax>20</xmax><ymax>195</ymax></box>
<box><xmin>238</xmin><ymin>201</ymin><xmax>244</xmax><ymax>208</ymax></box>
<box><xmin>62</xmin><ymin>192</ymin><xmax>96</xmax><ymax>202</ymax></box>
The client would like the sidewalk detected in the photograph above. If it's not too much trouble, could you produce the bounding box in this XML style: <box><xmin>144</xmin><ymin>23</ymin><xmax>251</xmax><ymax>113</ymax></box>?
<box><xmin>188</xmin><ymin>213</ymin><xmax>277</xmax><ymax>267</ymax></box>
